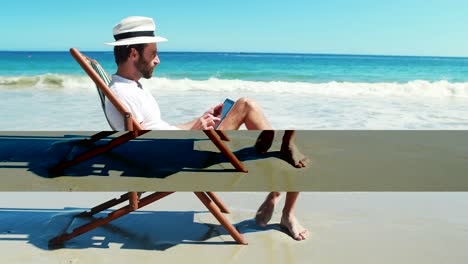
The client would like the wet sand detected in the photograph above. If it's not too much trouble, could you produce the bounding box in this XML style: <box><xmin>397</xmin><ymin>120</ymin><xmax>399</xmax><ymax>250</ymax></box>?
<box><xmin>0</xmin><ymin>192</ymin><xmax>467</xmax><ymax>263</ymax></box>
<box><xmin>1</xmin><ymin>131</ymin><xmax>468</xmax><ymax>191</ymax></box>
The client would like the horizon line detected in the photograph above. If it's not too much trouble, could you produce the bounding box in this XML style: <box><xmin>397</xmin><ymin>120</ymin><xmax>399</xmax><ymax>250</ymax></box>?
<box><xmin>1</xmin><ymin>49</ymin><xmax>468</xmax><ymax>59</ymax></box>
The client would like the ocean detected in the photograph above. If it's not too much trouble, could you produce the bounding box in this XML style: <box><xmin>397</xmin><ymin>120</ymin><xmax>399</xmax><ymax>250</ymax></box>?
<box><xmin>1</xmin><ymin>51</ymin><xmax>468</xmax><ymax>130</ymax></box>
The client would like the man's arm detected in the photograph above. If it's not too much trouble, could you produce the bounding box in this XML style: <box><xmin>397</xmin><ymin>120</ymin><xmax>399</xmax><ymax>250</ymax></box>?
<box><xmin>176</xmin><ymin>103</ymin><xmax>223</xmax><ymax>130</ymax></box>
<box><xmin>176</xmin><ymin>119</ymin><xmax>197</xmax><ymax>130</ymax></box>
<box><xmin>176</xmin><ymin>114</ymin><xmax>220</xmax><ymax>130</ymax></box>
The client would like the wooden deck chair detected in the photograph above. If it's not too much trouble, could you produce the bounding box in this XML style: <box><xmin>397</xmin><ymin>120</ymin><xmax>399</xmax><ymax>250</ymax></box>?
<box><xmin>49</xmin><ymin>48</ymin><xmax>247</xmax><ymax>175</ymax></box>
<box><xmin>49</xmin><ymin>192</ymin><xmax>247</xmax><ymax>246</ymax></box>
<box><xmin>47</xmin><ymin>48</ymin><xmax>248</xmax><ymax>246</ymax></box>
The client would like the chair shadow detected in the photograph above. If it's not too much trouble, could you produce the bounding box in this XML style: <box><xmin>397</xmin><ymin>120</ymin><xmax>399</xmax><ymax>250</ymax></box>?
<box><xmin>0</xmin><ymin>134</ymin><xmax>281</xmax><ymax>179</ymax></box>
<box><xmin>0</xmin><ymin>207</ymin><xmax>281</xmax><ymax>251</ymax></box>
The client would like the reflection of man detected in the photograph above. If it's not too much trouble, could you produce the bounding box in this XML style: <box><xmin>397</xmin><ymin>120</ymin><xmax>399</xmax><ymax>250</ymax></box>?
<box><xmin>105</xmin><ymin>16</ymin><xmax>309</xmax><ymax>240</ymax></box>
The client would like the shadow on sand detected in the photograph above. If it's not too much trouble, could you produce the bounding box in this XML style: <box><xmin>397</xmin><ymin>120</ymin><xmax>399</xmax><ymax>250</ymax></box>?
<box><xmin>0</xmin><ymin>207</ymin><xmax>283</xmax><ymax>251</ymax></box>
<box><xmin>0</xmin><ymin>134</ymin><xmax>281</xmax><ymax>178</ymax></box>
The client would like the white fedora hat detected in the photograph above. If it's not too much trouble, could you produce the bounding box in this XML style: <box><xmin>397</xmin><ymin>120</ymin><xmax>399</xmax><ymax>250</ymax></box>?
<box><xmin>104</xmin><ymin>16</ymin><xmax>167</xmax><ymax>46</ymax></box>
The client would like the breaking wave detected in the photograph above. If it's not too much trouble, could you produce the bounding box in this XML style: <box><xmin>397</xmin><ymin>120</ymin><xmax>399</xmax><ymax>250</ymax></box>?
<box><xmin>1</xmin><ymin>74</ymin><xmax>468</xmax><ymax>98</ymax></box>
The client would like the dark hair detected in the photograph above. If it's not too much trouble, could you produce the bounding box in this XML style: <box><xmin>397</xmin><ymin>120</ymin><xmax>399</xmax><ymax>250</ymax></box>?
<box><xmin>113</xmin><ymin>44</ymin><xmax>147</xmax><ymax>65</ymax></box>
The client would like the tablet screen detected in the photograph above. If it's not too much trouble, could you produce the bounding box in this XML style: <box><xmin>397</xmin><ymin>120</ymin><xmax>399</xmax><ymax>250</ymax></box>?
<box><xmin>215</xmin><ymin>98</ymin><xmax>235</xmax><ymax>129</ymax></box>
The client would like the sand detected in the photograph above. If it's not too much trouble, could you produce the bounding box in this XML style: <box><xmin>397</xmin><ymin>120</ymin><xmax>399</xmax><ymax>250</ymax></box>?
<box><xmin>1</xmin><ymin>131</ymin><xmax>468</xmax><ymax>191</ymax></box>
<box><xmin>1</xmin><ymin>129</ymin><xmax>468</xmax><ymax>263</ymax></box>
<box><xmin>0</xmin><ymin>192</ymin><xmax>467</xmax><ymax>263</ymax></box>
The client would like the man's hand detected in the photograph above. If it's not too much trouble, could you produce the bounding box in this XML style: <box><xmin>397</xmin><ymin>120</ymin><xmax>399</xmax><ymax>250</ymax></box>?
<box><xmin>191</xmin><ymin>113</ymin><xmax>221</xmax><ymax>130</ymax></box>
<box><xmin>212</xmin><ymin>102</ymin><xmax>224</xmax><ymax>118</ymax></box>
<box><xmin>178</xmin><ymin>102</ymin><xmax>224</xmax><ymax>130</ymax></box>
<box><xmin>205</xmin><ymin>102</ymin><xmax>224</xmax><ymax>119</ymax></box>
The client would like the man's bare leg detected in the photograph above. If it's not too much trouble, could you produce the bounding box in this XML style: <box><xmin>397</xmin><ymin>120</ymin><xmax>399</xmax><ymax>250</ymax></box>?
<box><xmin>255</xmin><ymin>192</ymin><xmax>281</xmax><ymax>226</ymax></box>
<box><xmin>254</xmin><ymin>130</ymin><xmax>309</xmax><ymax>168</ymax></box>
<box><xmin>281</xmin><ymin>130</ymin><xmax>309</xmax><ymax>168</ymax></box>
<box><xmin>280</xmin><ymin>192</ymin><xmax>309</xmax><ymax>241</ymax></box>
<box><xmin>217</xmin><ymin>98</ymin><xmax>276</xmax><ymax>153</ymax></box>
<box><xmin>255</xmin><ymin>130</ymin><xmax>275</xmax><ymax>153</ymax></box>
<box><xmin>255</xmin><ymin>192</ymin><xmax>309</xmax><ymax>241</ymax></box>
<box><xmin>217</xmin><ymin>98</ymin><xmax>273</xmax><ymax>130</ymax></box>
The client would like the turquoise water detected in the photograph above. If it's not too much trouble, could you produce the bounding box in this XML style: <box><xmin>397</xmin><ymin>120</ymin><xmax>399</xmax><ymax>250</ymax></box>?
<box><xmin>2</xmin><ymin>51</ymin><xmax>468</xmax><ymax>83</ymax></box>
<box><xmin>1</xmin><ymin>51</ymin><xmax>468</xmax><ymax>130</ymax></box>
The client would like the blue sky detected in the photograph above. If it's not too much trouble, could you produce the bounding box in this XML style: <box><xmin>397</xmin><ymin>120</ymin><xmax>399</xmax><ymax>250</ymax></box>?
<box><xmin>2</xmin><ymin>0</ymin><xmax>468</xmax><ymax>56</ymax></box>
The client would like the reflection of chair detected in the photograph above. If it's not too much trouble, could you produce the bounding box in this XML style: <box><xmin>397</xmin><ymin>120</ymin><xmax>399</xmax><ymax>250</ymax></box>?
<box><xmin>47</xmin><ymin>48</ymin><xmax>248</xmax><ymax>246</ymax></box>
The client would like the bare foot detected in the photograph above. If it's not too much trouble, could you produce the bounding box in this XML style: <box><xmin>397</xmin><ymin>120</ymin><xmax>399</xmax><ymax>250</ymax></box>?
<box><xmin>255</xmin><ymin>193</ymin><xmax>281</xmax><ymax>227</ymax></box>
<box><xmin>280</xmin><ymin>142</ymin><xmax>309</xmax><ymax>168</ymax></box>
<box><xmin>280</xmin><ymin>215</ymin><xmax>309</xmax><ymax>241</ymax></box>
<box><xmin>255</xmin><ymin>130</ymin><xmax>275</xmax><ymax>153</ymax></box>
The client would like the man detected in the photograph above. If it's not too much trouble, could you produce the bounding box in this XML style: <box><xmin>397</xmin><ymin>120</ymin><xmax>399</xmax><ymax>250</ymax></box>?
<box><xmin>105</xmin><ymin>16</ymin><xmax>309</xmax><ymax>240</ymax></box>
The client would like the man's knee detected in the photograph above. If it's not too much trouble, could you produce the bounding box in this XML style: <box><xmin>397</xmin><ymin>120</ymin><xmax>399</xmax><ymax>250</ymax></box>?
<box><xmin>236</xmin><ymin>97</ymin><xmax>260</xmax><ymax>112</ymax></box>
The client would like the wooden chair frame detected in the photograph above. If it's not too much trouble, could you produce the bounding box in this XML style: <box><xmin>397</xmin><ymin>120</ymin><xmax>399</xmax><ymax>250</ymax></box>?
<box><xmin>49</xmin><ymin>191</ymin><xmax>247</xmax><ymax>246</ymax></box>
<box><xmin>47</xmin><ymin>48</ymin><xmax>248</xmax><ymax>246</ymax></box>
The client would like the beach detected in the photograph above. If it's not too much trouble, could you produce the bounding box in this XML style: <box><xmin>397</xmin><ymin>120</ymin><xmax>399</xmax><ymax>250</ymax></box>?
<box><xmin>3</xmin><ymin>2</ymin><xmax>468</xmax><ymax>262</ymax></box>
<box><xmin>1</xmin><ymin>131</ymin><xmax>468</xmax><ymax>191</ymax></box>
<box><xmin>1</xmin><ymin>52</ymin><xmax>468</xmax><ymax>263</ymax></box>
<box><xmin>1</xmin><ymin>192</ymin><xmax>467</xmax><ymax>263</ymax></box>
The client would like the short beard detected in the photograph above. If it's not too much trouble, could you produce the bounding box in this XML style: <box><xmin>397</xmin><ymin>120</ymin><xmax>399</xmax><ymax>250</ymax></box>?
<box><xmin>135</xmin><ymin>57</ymin><xmax>154</xmax><ymax>79</ymax></box>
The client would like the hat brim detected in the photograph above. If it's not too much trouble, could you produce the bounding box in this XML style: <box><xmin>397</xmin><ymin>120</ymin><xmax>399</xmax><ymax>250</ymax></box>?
<box><xmin>104</xmin><ymin>36</ymin><xmax>168</xmax><ymax>46</ymax></box>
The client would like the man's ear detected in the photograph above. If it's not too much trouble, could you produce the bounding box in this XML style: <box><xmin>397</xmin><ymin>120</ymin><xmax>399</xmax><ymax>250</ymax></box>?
<box><xmin>129</xmin><ymin>47</ymin><xmax>139</xmax><ymax>61</ymax></box>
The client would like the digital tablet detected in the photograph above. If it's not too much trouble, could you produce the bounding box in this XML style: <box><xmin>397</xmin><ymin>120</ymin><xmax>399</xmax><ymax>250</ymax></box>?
<box><xmin>215</xmin><ymin>98</ymin><xmax>235</xmax><ymax>129</ymax></box>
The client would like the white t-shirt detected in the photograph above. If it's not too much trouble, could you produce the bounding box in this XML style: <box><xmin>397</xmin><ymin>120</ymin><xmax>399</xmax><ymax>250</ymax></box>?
<box><xmin>105</xmin><ymin>75</ymin><xmax>179</xmax><ymax>130</ymax></box>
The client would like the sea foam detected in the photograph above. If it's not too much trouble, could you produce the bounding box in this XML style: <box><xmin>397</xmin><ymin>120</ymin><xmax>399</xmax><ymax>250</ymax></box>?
<box><xmin>1</xmin><ymin>74</ymin><xmax>468</xmax><ymax>99</ymax></box>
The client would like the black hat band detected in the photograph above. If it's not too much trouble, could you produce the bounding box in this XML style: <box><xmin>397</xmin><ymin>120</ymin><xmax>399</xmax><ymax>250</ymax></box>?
<box><xmin>114</xmin><ymin>31</ymin><xmax>154</xmax><ymax>41</ymax></box>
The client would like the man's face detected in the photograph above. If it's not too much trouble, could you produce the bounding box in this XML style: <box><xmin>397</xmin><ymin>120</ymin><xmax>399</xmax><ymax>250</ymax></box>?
<box><xmin>135</xmin><ymin>43</ymin><xmax>160</xmax><ymax>79</ymax></box>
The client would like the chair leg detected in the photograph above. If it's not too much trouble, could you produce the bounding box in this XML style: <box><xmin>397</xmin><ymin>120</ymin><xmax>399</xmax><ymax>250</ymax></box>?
<box><xmin>49</xmin><ymin>192</ymin><xmax>247</xmax><ymax>246</ymax></box>
<box><xmin>206</xmin><ymin>192</ymin><xmax>230</xmax><ymax>213</ymax></box>
<box><xmin>49</xmin><ymin>131</ymin><xmax>150</xmax><ymax>175</ymax></box>
<box><xmin>129</xmin><ymin>191</ymin><xmax>139</xmax><ymax>210</ymax></box>
<box><xmin>82</xmin><ymin>131</ymin><xmax>117</xmax><ymax>145</ymax></box>
<box><xmin>204</xmin><ymin>130</ymin><xmax>248</xmax><ymax>173</ymax></box>
<box><xmin>49</xmin><ymin>192</ymin><xmax>174</xmax><ymax>246</ymax></box>
<box><xmin>50</xmin><ymin>130</ymin><xmax>245</xmax><ymax>175</ymax></box>
<box><xmin>78</xmin><ymin>192</ymin><xmax>131</xmax><ymax>217</ymax></box>
<box><xmin>49</xmin><ymin>200</ymin><xmax>135</xmax><ymax>246</ymax></box>
<box><xmin>215</xmin><ymin>130</ymin><xmax>230</xmax><ymax>141</ymax></box>
<box><xmin>194</xmin><ymin>192</ymin><xmax>248</xmax><ymax>245</ymax></box>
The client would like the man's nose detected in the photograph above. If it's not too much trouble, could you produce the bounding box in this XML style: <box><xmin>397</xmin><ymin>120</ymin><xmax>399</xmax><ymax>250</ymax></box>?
<box><xmin>153</xmin><ymin>55</ymin><xmax>160</xmax><ymax>65</ymax></box>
